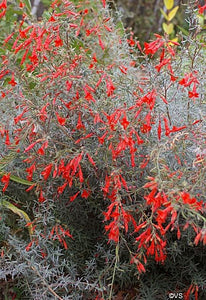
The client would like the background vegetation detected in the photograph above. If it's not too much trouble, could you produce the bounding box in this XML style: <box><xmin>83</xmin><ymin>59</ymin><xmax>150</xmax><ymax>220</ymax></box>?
<box><xmin>0</xmin><ymin>0</ymin><xmax>205</xmax><ymax>299</ymax></box>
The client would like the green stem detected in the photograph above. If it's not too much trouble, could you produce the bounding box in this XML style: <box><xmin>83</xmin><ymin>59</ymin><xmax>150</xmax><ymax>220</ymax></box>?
<box><xmin>109</xmin><ymin>241</ymin><xmax>119</xmax><ymax>300</ymax></box>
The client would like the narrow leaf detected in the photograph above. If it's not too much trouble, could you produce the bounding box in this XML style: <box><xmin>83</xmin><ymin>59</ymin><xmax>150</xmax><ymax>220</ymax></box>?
<box><xmin>1</xmin><ymin>199</ymin><xmax>33</xmax><ymax>238</ymax></box>
<box><xmin>169</xmin><ymin>37</ymin><xmax>179</xmax><ymax>45</ymax></box>
<box><xmin>0</xmin><ymin>171</ymin><xmax>36</xmax><ymax>186</ymax></box>
<box><xmin>24</xmin><ymin>0</ymin><xmax>32</xmax><ymax>12</ymax></box>
<box><xmin>177</xmin><ymin>25</ymin><xmax>189</xmax><ymax>36</ymax></box>
<box><xmin>164</xmin><ymin>0</ymin><xmax>174</xmax><ymax>10</ymax></box>
<box><xmin>163</xmin><ymin>22</ymin><xmax>174</xmax><ymax>34</ymax></box>
<box><xmin>168</xmin><ymin>6</ymin><xmax>179</xmax><ymax>21</ymax></box>
<box><xmin>160</xmin><ymin>8</ymin><xmax>169</xmax><ymax>21</ymax></box>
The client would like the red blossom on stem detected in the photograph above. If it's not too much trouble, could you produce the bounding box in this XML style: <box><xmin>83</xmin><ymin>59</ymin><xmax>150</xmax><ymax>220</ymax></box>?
<box><xmin>106</xmin><ymin>77</ymin><xmax>116</xmax><ymax>96</ymax></box>
<box><xmin>5</xmin><ymin>131</ymin><xmax>10</xmax><ymax>146</ymax></box>
<box><xmin>26</xmin><ymin>163</ymin><xmax>36</xmax><ymax>181</ymax></box>
<box><xmin>69</xmin><ymin>191</ymin><xmax>80</xmax><ymax>202</ymax></box>
<box><xmin>188</xmin><ymin>83</ymin><xmax>199</xmax><ymax>99</ymax></box>
<box><xmin>120</xmin><ymin>113</ymin><xmax>130</xmax><ymax>129</ymax></box>
<box><xmin>8</xmin><ymin>73</ymin><xmax>17</xmax><ymax>86</ymax></box>
<box><xmin>144</xmin><ymin>37</ymin><xmax>164</xmax><ymax>55</ymax></box>
<box><xmin>0</xmin><ymin>0</ymin><xmax>7</xmax><ymax>18</ymax></box>
<box><xmin>101</xmin><ymin>0</ymin><xmax>106</xmax><ymax>8</ymax></box>
<box><xmin>55</xmin><ymin>35</ymin><xmax>63</xmax><ymax>47</ymax></box>
<box><xmin>38</xmin><ymin>190</ymin><xmax>46</xmax><ymax>203</ymax></box>
<box><xmin>41</xmin><ymin>164</ymin><xmax>53</xmax><ymax>181</ymax></box>
<box><xmin>198</xmin><ymin>4</ymin><xmax>206</xmax><ymax>14</ymax></box>
<box><xmin>1</xmin><ymin>173</ymin><xmax>10</xmax><ymax>192</ymax></box>
<box><xmin>49</xmin><ymin>224</ymin><xmax>73</xmax><ymax>250</ymax></box>
<box><xmin>55</xmin><ymin>112</ymin><xmax>66</xmax><ymax>126</ymax></box>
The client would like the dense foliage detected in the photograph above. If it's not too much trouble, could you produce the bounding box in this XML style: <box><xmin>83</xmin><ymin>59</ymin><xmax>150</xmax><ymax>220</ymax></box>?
<box><xmin>0</xmin><ymin>0</ymin><xmax>205</xmax><ymax>299</ymax></box>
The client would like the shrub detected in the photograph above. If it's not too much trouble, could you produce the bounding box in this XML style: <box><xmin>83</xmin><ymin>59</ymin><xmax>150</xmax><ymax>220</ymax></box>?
<box><xmin>0</xmin><ymin>0</ymin><xmax>205</xmax><ymax>299</ymax></box>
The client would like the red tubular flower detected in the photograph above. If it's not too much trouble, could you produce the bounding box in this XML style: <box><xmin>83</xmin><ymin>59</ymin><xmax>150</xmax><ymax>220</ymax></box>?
<box><xmin>41</xmin><ymin>164</ymin><xmax>53</xmax><ymax>181</ymax></box>
<box><xmin>54</xmin><ymin>35</ymin><xmax>63</xmax><ymax>47</ymax></box>
<box><xmin>55</xmin><ymin>112</ymin><xmax>66</xmax><ymax>126</ymax></box>
<box><xmin>29</xmin><ymin>47</ymin><xmax>38</xmax><ymax>64</ymax></box>
<box><xmin>14</xmin><ymin>108</ymin><xmax>28</xmax><ymax>125</ymax></box>
<box><xmin>70</xmin><ymin>191</ymin><xmax>80</xmax><ymax>202</ymax></box>
<box><xmin>177</xmin><ymin>226</ymin><xmax>181</xmax><ymax>240</ymax></box>
<box><xmin>38</xmin><ymin>141</ymin><xmax>48</xmax><ymax>156</ymax></box>
<box><xmin>163</xmin><ymin>117</ymin><xmax>170</xmax><ymax>136</ymax></box>
<box><xmin>155</xmin><ymin>58</ymin><xmax>171</xmax><ymax>72</ymax></box>
<box><xmin>106</xmin><ymin>77</ymin><xmax>116</xmax><ymax>96</ymax></box>
<box><xmin>121</xmin><ymin>207</ymin><xmax>132</xmax><ymax>233</ymax></box>
<box><xmin>1</xmin><ymin>173</ymin><xmax>10</xmax><ymax>192</ymax></box>
<box><xmin>98</xmin><ymin>131</ymin><xmax>108</xmax><ymax>144</ymax></box>
<box><xmin>78</xmin><ymin>165</ymin><xmax>84</xmax><ymax>183</ymax></box>
<box><xmin>0</xmin><ymin>0</ymin><xmax>7</xmax><ymax>10</ymax></box>
<box><xmin>156</xmin><ymin>206</ymin><xmax>173</xmax><ymax>225</ymax></box>
<box><xmin>185</xmin><ymin>284</ymin><xmax>199</xmax><ymax>300</ymax></box>
<box><xmin>170</xmin><ymin>125</ymin><xmax>187</xmax><ymax>133</ymax></box>
<box><xmin>119</xmin><ymin>65</ymin><xmax>127</xmax><ymax>74</ymax></box>
<box><xmin>179</xmin><ymin>72</ymin><xmax>199</xmax><ymax>87</ymax></box>
<box><xmin>57</xmin><ymin>182</ymin><xmax>67</xmax><ymax>194</ymax></box>
<box><xmin>120</xmin><ymin>113</ymin><xmax>130</xmax><ymax>130</ymax></box>
<box><xmin>181</xmin><ymin>192</ymin><xmax>203</xmax><ymax>210</ymax></box>
<box><xmin>20</xmin><ymin>47</ymin><xmax>30</xmax><ymax>65</ymax></box>
<box><xmin>98</xmin><ymin>35</ymin><xmax>105</xmax><ymax>50</ymax></box>
<box><xmin>75</xmin><ymin>133</ymin><xmax>94</xmax><ymax>144</ymax></box>
<box><xmin>194</xmin><ymin>232</ymin><xmax>201</xmax><ymax>246</ymax></box>
<box><xmin>105</xmin><ymin>221</ymin><xmax>119</xmax><ymax>243</ymax></box>
<box><xmin>8</xmin><ymin>73</ymin><xmax>17</xmax><ymax>86</ymax></box>
<box><xmin>101</xmin><ymin>0</ymin><xmax>106</xmax><ymax>8</ymax></box>
<box><xmin>5</xmin><ymin>131</ymin><xmax>10</xmax><ymax>146</ymax></box>
<box><xmin>26</xmin><ymin>163</ymin><xmax>36</xmax><ymax>181</ymax></box>
<box><xmin>86</xmin><ymin>153</ymin><xmax>96</xmax><ymax>167</ymax></box>
<box><xmin>38</xmin><ymin>190</ymin><xmax>46</xmax><ymax>203</ymax></box>
<box><xmin>66</xmin><ymin>80</ymin><xmax>72</xmax><ymax>91</ymax></box>
<box><xmin>136</xmin><ymin>261</ymin><xmax>146</xmax><ymax>273</ymax></box>
<box><xmin>49</xmin><ymin>224</ymin><xmax>72</xmax><ymax>249</ymax></box>
<box><xmin>167</xmin><ymin>63</ymin><xmax>178</xmax><ymax>81</ymax></box>
<box><xmin>144</xmin><ymin>38</ymin><xmax>164</xmax><ymax>55</ymax></box>
<box><xmin>38</xmin><ymin>103</ymin><xmax>49</xmax><ymax>122</ymax></box>
<box><xmin>198</xmin><ymin>4</ymin><xmax>206</xmax><ymax>14</ymax></box>
<box><xmin>103</xmin><ymin>202</ymin><xmax>117</xmax><ymax>221</ymax></box>
<box><xmin>19</xmin><ymin>1</ymin><xmax>24</xmax><ymax>8</ymax></box>
<box><xmin>24</xmin><ymin>139</ymin><xmax>43</xmax><ymax>153</ymax></box>
<box><xmin>84</xmin><ymin>89</ymin><xmax>96</xmax><ymax>103</ymax></box>
<box><xmin>0</xmin><ymin>0</ymin><xmax>7</xmax><ymax>18</ymax></box>
<box><xmin>188</xmin><ymin>83</ymin><xmax>199</xmax><ymax>99</ymax></box>
<box><xmin>158</xmin><ymin>119</ymin><xmax>161</xmax><ymax>140</ymax></box>
<box><xmin>76</xmin><ymin>113</ymin><xmax>85</xmax><ymax>130</ymax></box>
<box><xmin>140</xmin><ymin>123</ymin><xmax>152</xmax><ymax>134</ymax></box>
<box><xmin>81</xmin><ymin>189</ymin><xmax>90</xmax><ymax>199</ymax></box>
<box><xmin>25</xmin><ymin>240</ymin><xmax>34</xmax><ymax>252</ymax></box>
<box><xmin>26</xmin><ymin>184</ymin><xmax>36</xmax><ymax>192</ymax></box>
<box><xmin>154</xmin><ymin>242</ymin><xmax>167</xmax><ymax>262</ymax></box>
<box><xmin>3</xmin><ymin>31</ymin><xmax>14</xmax><ymax>45</ymax></box>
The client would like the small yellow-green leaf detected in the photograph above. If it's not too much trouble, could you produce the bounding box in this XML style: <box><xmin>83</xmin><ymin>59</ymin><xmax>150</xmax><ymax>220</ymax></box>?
<box><xmin>168</xmin><ymin>37</ymin><xmax>179</xmax><ymax>45</ymax></box>
<box><xmin>160</xmin><ymin>8</ymin><xmax>169</xmax><ymax>21</ymax></box>
<box><xmin>1</xmin><ymin>199</ymin><xmax>33</xmax><ymax>238</ymax></box>
<box><xmin>163</xmin><ymin>22</ymin><xmax>174</xmax><ymax>35</ymax></box>
<box><xmin>164</xmin><ymin>0</ymin><xmax>174</xmax><ymax>10</ymax></box>
<box><xmin>197</xmin><ymin>14</ymin><xmax>204</xmax><ymax>26</ymax></box>
<box><xmin>168</xmin><ymin>6</ymin><xmax>179</xmax><ymax>21</ymax></box>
